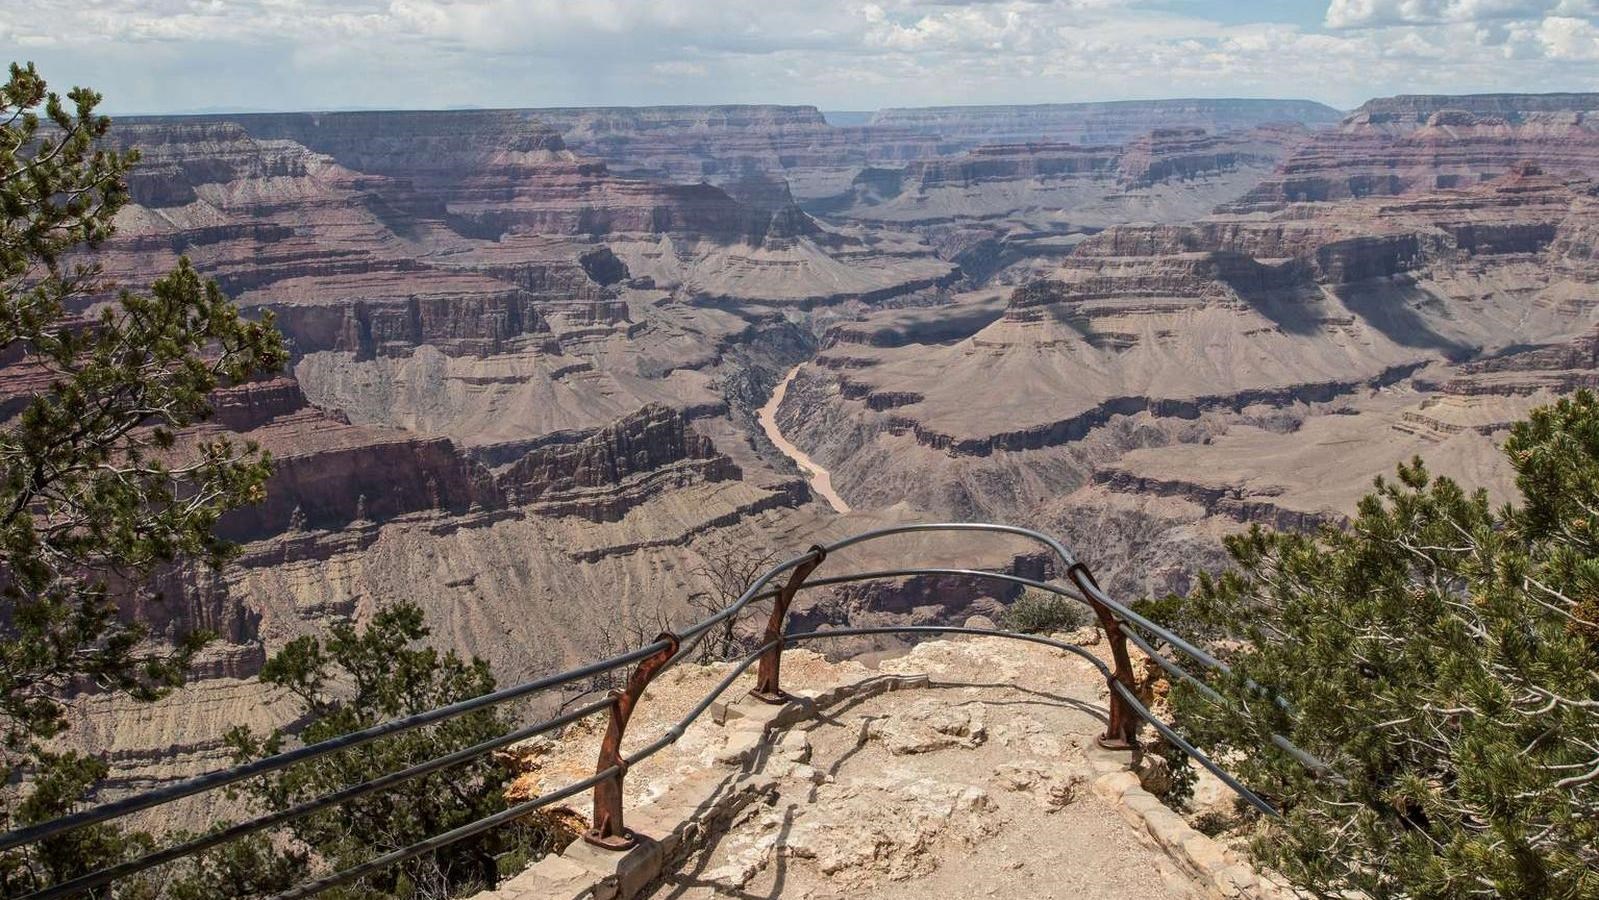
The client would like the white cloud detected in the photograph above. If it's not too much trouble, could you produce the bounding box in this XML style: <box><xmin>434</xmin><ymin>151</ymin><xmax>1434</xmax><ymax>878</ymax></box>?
<box><xmin>1</xmin><ymin>0</ymin><xmax>1595</xmax><ymax>114</ymax></box>
<box><xmin>1533</xmin><ymin>14</ymin><xmax>1599</xmax><ymax>57</ymax></box>
<box><xmin>651</xmin><ymin>60</ymin><xmax>709</xmax><ymax>77</ymax></box>
<box><xmin>1317</xmin><ymin>0</ymin><xmax>1599</xmax><ymax>94</ymax></box>
<box><xmin>1325</xmin><ymin>0</ymin><xmax>1579</xmax><ymax>27</ymax></box>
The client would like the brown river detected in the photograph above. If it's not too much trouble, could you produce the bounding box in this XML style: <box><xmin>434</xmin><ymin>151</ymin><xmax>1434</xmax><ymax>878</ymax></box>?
<box><xmin>756</xmin><ymin>364</ymin><xmax>852</xmax><ymax>515</ymax></box>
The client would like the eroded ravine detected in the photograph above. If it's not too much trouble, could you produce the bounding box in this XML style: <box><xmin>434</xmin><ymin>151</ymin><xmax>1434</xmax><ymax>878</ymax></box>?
<box><xmin>758</xmin><ymin>364</ymin><xmax>852</xmax><ymax>514</ymax></box>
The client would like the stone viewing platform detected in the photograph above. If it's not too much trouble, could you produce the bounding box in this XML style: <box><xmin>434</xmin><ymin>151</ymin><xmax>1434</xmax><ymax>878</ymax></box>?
<box><xmin>478</xmin><ymin>638</ymin><xmax>1297</xmax><ymax>900</ymax></box>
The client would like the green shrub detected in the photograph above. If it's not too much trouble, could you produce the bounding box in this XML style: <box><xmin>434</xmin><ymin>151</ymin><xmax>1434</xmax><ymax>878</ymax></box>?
<box><xmin>226</xmin><ymin>601</ymin><xmax>553</xmax><ymax>899</ymax></box>
<box><xmin>998</xmin><ymin>588</ymin><xmax>1088</xmax><ymax>634</ymax></box>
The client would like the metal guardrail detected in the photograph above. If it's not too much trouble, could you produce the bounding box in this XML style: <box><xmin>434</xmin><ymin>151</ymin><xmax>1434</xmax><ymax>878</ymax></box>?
<box><xmin>0</xmin><ymin>522</ymin><xmax>1336</xmax><ymax>899</ymax></box>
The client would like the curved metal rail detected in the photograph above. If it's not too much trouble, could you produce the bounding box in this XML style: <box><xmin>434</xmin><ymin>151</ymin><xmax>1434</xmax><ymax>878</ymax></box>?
<box><xmin>0</xmin><ymin>522</ymin><xmax>1332</xmax><ymax>900</ymax></box>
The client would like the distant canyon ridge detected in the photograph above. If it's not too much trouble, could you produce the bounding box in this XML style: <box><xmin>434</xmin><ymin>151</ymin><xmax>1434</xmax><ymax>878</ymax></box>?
<box><xmin>16</xmin><ymin>94</ymin><xmax>1599</xmax><ymax>810</ymax></box>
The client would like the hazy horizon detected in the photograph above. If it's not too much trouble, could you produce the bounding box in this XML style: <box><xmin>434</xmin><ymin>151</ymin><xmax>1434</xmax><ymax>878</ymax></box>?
<box><xmin>108</xmin><ymin>96</ymin><xmax>1354</xmax><ymax>120</ymax></box>
<box><xmin>5</xmin><ymin>1</ymin><xmax>1597</xmax><ymax>117</ymax></box>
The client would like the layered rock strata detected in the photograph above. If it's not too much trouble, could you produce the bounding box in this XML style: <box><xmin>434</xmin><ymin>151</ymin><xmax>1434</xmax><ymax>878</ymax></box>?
<box><xmin>499</xmin><ymin>404</ymin><xmax>741</xmax><ymax>521</ymax></box>
<box><xmin>1225</xmin><ymin>93</ymin><xmax>1599</xmax><ymax>212</ymax></box>
<box><xmin>824</xmin><ymin>125</ymin><xmax>1315</xmax><ymax>227</ymax></box>
<box><xmin>771</xmin><ymin>159</ymin><xmax>1599</xmax><ymax>596</ymax></box>
<box><xmin>868</xmin><ymin>98</ymin><xmax>1341</xmax><ymax>145</ymax></box>
<box><xmin>32</xmin><ymin>91</ymin><xmax>1599</xmax><ymax>833</ymax></box>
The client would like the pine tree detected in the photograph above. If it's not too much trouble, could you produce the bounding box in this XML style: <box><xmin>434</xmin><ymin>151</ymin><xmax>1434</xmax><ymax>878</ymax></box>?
<box><xmin>0</xmin><ymin>61</ymin><xmax>286</xmax><ymax>893</ymax></box>
<box><xmin>1148</xmin><ymin>392</ymin><xmax>1599</xmax><ymax>898</ymax></box>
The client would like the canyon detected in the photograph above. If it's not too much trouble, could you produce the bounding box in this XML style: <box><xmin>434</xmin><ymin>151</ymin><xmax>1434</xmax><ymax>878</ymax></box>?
<box><xmin>14</xmin><ymin>92</ymin><xmax>1599</xmax><ymax>818</ymax></box>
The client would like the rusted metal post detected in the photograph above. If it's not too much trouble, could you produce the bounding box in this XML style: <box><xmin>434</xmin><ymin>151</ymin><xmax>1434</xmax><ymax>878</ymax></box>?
<box><xmin>1068</xmin><ymin>564</ymin><xmax>1140</xmax><ymax>751</ymax></box>
<box><xmin>584</xmin><ymin>632</ymin><xmax>680</xmax><ymax>850</ymax></box>
<box><xmin>749</xmin><ymin>546</ymin><xmax>826</xmax><ymax>704</ymax></box>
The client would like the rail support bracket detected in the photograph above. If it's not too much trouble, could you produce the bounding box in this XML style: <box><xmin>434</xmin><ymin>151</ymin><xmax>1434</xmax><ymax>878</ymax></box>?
<box><xmin>584</xmin><ymin>632</ymin><xmax>680</xmax><ymax>851</ymax></box>
<box><xmin>749</xmin><ymin>547</ymin><xmax>826</xmax><ymax>705</ymax></box>
<box><xmin>1069</xmin><ymin>563</ymin><xmax>1141</xmax><ymax>752</ymax></box>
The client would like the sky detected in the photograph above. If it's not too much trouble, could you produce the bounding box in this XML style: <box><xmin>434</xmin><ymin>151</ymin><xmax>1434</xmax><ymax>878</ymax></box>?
<box><xmin>3</xmin><ymin>1</ymin><xmax>1598</xmax><ymax>115</ymax></box>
